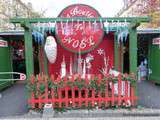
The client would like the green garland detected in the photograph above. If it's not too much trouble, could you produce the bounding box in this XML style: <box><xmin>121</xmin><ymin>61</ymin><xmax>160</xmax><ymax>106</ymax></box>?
<box><xmin>28</xmin><ymin>74</ymin><xmax>136</xmax><ymax>97</ymax></box>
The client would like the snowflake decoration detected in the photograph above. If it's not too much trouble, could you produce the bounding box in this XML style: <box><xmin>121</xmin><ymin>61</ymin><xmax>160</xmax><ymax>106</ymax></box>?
<box><xmin>97</xmin><ymin>48</ymin><xmax>104</xmax><ymax>55</ymax></box>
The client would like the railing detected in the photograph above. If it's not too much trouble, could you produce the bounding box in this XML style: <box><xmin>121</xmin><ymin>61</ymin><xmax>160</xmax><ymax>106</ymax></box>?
<box><xmin>28</xmin><ymin>74</ymin><xmax>137</xmax><ymax>110</ymax></box>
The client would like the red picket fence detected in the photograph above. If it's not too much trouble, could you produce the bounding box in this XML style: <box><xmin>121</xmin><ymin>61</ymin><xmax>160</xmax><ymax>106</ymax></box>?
<box><xmin>28</xmin><ymin>74</ymin><xmax>137</xmax><ymax>109</ymax></box>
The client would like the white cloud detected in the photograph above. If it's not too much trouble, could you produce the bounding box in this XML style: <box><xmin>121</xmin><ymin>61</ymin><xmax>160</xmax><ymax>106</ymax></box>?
<box><xmin>21</xmin><ymin>0</ymin><xmax>123</xmax><ymax>17</ymax></box>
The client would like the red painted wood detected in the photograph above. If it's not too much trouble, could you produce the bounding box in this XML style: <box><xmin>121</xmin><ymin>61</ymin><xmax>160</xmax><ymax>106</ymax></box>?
<box><xmin>125</xmin><ymin>80</ymin><xmax>129</xmax><ymax>105</ymax></box>
<box><xmin>51</xmin><ymin>88</ymin><xmax>55</xmax><ymax>107</ymax></box>
<box><xmin>78</xmin><ymin>89</ymin><xmax>82</xmax><ymax>107</ymax></box>
<box><xmin>31</xmin><ymin>92</ymin><xmax>35</xmax><ymax>108</ymax></box>
<box><xmin>65</xmin><ymin>87</ymin><xmax>69</xmax><ymax>107</ymax></box>
<box><xmin>131</xmin><ymin>86</ymin><xmax>135</xmax><ymax>106</ymax></box>
<box><xmin>118</xmin><ymin>75</ymin><xmax>122</xmax><ymax>107</ymax></box>
<box><xmin>72</xmin><ymin>88</ymin><xmax>75</xmax><ymax>107</ymax></box>
<box><xmin>58</xmin><ymin>88</ymin><xmax>62</xmax><ymax>108</ymax></box>
<box><xmin>105</xmin><ymin>75</ymin><xmax>109</xmax><ymax>107</ymax></box>
<box><xmin>29</xmin><ymin>74</ymin><xmax>137</xmax><ymax>109</ymax></box>
<box><xmin>111</xmin><ymin>81</ymin><xmax>115</xmax><ymax>107</ymax></box>
<box><xmin>39</xmin><ymin>47</ymin><xmax>45</xmax><ymax>74</ymax></box>
<box><xmin>98</xmin><ymin>90</ymin><xmax>101</xmax><ymax>108</ymax></box>
<box><xmin>85</xmin><ymin>89</ymin><xmax>88</xmax><ymax>107</ymax></box>
<box><xmin>91</xmin><ymin>89</ymin><xmax>95</xmax><ymax>107</ymax></box>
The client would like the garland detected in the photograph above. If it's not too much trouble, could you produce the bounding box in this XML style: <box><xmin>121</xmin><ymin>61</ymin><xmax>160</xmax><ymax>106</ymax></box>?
<box><xmin>28</xmin><ymin>74</ymin><xmax>136</xmax><ymax>97</ymax></box>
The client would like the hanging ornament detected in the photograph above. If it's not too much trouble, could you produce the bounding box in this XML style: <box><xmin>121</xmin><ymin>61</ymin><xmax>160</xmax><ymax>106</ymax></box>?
<box><xmin>33</xmin><ymin>31</ymin><xmax>44</xmax><ymax>44</ymax></box>
<box><xmin>54</xmin><ymin>21</ymin><xmax>57</xmax><ymax>33</ymax></box>
<box><xmin>42</xmin><ymin>23</ymin><xmax>46</xmax><ymax>34</ymax></box>
<box><xmin>77</xmin><ymin>50</ymin><xmax>83</xmax><ymax>75</ymax></box>
<box><xmin>60</xmin><ymin>56</ymin><xmax>66</xmax><ymax>78</ymax></box>
<box><xmin>116</xmin><ymin>20</ymin><xmax>120</xmax><ymax>32</ymax></box>
<box><xmin>124</xmin><ymin>19</ymin><xmax>127</xmax><ymax>27</ymax></box>
<box><xmin>71</xmin><ymin>19</ymin><xmax>74</xmax><ymax>35</ymax></box>
<box><xmin>48</xmin><ymin>22</ymin><xmax>52</xmax><ymax>34</ymax></box>
<box><xmin>69</xmin><ymin>56</ymin><xmax>73</xmax><ymax>76</ymax></box>
<box><xmin>37</xmin><ymin>22</ymin><xmax>41</xmax><ymax>32</ymax></box>
<box><xmin>44</xmin><ymin>36</ymin><xmax>57</xmax><ymax>63</ymax></box>
<box><xmin>104</xmin><ymin>19</ymin><xmax>109</xmax><ymax>34</ymax></box>
<box><xmin>82</xmin><ymin>60</ymin><xmax>86</xmax><ymax>79</ymax></box>
<box><xmin>82</xmin><ymin>20</ymin><xmax>86</xmax><ymax>35</ymax></box>
<box><xmin>93</xmin><ymin>20</ymin><xmax>97</xmax><ymax>32</ymax></box>
<box><xmin>89</xmin><ymin>21</ymin><xmax>91</xmax><ymax>30</ymax></box>
<box><xmin>100</xmin><ymin>18</ymin><xmax>103</xmax><ymax>29</ymax></box>
<box><xmin>64</xmin><ymin>20</ymin><xmax>71</xmax><ymax>36</ymax></box>
<box><xmin>124</xmin><ymin>30</ymin><xmax>129</xmax><ymax>42</ymax></box>
<box><xmin>61</xmin><ymin>21</ymin><xmax>64</xmax><ymax>34</ymax></box>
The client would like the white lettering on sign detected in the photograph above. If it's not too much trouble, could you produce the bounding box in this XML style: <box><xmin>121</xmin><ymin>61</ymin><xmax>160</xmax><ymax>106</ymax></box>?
<box><xmin>67</xmin><ymin>6</ymin><xmax>94</xmax><ymax>18</ymax></box>
<box><xmin>0</xmin><ymin>40</ymin><xmax>8</xmax><ymax>47</ymax></box>
<box><xmin>63</xmin><ymin>36</ymin><xmax>95</xmax><ymax>49</ymax></box>
<box><xmin>74</xmin><ymin>23</ymin><xmax>84</xmax><ymax>31</ymax></box>
<box><xmin>57</xmin><ymin>4</ymin><xmax>103</xmax><ymax>53</ymax></box>
<box><xmin>153</xmin><ymin>38</ymin><xmax>160</xmax><ymax>45</ymax></box>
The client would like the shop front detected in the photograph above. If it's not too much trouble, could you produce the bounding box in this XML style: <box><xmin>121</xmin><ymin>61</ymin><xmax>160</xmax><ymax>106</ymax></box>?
<box><xmin>10</xmin><ymin>4</ymin><xmax>150</xmax><ymax>109</ymax></box>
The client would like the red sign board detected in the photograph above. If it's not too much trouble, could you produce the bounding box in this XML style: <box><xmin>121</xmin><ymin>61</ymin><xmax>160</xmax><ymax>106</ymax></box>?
<box><xmin>56</xmin><ymin>4</ymin><xmax>104</xmax><ymax>53</ymax></box>
<box><xmin>153</xmin><ymin>38</ymin><xmax>160</xmax><ymax>45</ymax></box>
<box><xmin>0</xmin><ymin>40</ymin><xmax>8</xmax><ymax>47</ymax></box>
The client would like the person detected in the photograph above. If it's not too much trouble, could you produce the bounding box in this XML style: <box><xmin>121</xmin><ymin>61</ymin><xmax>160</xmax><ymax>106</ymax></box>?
<box><xmin>138</xmin><ymin>61</ymin><xmax>147</xmax><ymax>81</ymax></box>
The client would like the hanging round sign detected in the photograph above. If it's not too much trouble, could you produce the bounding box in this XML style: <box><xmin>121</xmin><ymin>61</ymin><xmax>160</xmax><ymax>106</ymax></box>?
<box><xmin>56</xmin><ymin>4</ymin><xmax>104</xmax><ymax>53</ymax></box>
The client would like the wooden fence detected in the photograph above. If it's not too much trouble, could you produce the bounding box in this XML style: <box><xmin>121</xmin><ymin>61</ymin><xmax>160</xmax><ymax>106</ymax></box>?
<box><xmin>28</xmin><ymin>74</ymin><xmax>137</xmax><ymax>109</ymax></box>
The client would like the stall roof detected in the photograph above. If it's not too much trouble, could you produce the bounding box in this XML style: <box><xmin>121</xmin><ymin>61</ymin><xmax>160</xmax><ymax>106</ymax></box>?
<box><xmin>138</xmin><ymin>28</ymin><xmax>160</xmax><ymax>34</ymax></box>
<box><xmin>0</xmin><ymin>30</ymin><xmax>24</xmax><ymax>40</ymax></box>
<box><xmin>0</xmin><ymin>30</ymin><xmax>24</xmax><ymax>36</ymax></box>
<box><xmin>0</xmin><ymin>28</ymin><xmax>160</xmax><ymax>40</ymax></box>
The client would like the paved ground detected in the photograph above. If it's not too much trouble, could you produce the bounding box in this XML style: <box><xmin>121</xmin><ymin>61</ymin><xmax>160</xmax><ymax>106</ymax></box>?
<box><xmin>0</xmin><ymin>80</ymin><xmax>160</xmax><ymax>118</ymax></box>
<box><xmin>138</xmin><ymin>80</ymin><xmax>160</xmax><ymax>108</ymax></box>
<box><xmin>1</xmin><ymin>117</ymin><xmax>160</xmax><ymax>120</ymax></box>
<box><xmin>0</xmin><ymin>82</ymin><xmax>28</xmax><ymax>117</ymax></box>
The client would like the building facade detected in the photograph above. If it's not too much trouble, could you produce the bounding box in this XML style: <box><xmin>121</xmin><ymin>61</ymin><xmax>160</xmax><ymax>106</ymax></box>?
<box><xmin>117</xmin><ymin>0</ymin><xmax>160</xmax><ymax>28</ymax></box>
<box><xmin>0</xmin><ymin>0</ymin><xmax>42</xmax><ymax>31</ymax></box>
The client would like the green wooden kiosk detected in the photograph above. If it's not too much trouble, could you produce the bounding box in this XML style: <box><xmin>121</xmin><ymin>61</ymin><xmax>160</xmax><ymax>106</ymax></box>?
<box><xmin>0</xmin><ymin>38</ymin><xmax>13</xmax><ymax>90</ymax></box>
<box><xmin>10</xmin><ymin>17</ymin><xmax>150</xmax><ymax>79</ymax></box>
<box><xmin>148</xmin><ymin>33</ymin><xmax>160</xmax><ymax>84</ymax></box>
<box><xmin>9</xmin><ymin>4</ymin><xmax>151</xmax><ymax>108</ymax></box>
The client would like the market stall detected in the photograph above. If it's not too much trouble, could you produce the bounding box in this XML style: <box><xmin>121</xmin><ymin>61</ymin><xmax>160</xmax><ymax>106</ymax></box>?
<box><xmin>10</xmin><ymin>4</ymin><xmax>150</xmax><ymax>109</ymax></box>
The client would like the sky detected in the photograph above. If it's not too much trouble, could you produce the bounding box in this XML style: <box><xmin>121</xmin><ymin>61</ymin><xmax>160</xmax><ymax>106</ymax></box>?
<box><xmin>21</xmin><ymin>0</ymin><xmax>124</xmax><ymax>17</ymax></box>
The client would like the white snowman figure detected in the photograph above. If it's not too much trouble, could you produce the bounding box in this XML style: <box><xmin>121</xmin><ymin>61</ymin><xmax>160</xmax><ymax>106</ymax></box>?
<box><xmin>44</xmin><ymin>36</ymin><xmax>57</xmax><ymax>63</ymax></box>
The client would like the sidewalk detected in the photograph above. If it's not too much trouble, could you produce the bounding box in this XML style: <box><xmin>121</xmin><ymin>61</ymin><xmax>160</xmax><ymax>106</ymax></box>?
<box><xmin>1</xmin><ymin>108</ymin><xmax>160</xmax><ymax>119</ymax></box>
<box><xmin>0</xmin><ymin>80</ymin><xmax>160</xmax><ymax>118</ymax></box>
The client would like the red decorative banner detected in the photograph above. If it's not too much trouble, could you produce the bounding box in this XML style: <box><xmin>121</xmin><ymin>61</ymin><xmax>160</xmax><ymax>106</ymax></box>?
<box><xmin>153</xmin><ymin>38</ymin><xmax>160</xmax><ymax>45</ymax></box>
<box><xmin>0</xmin><ymin>40</ymin><xmax>8</xmax><ymax>47</ymax></box>
<box><xmin>56</xmin><ymin>4</ymin><xmax>104</xmax><ymax>53</ymax></box>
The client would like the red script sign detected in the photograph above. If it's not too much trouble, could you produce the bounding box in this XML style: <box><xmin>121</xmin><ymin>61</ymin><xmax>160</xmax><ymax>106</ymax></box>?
<box><xmin>56</xmin><ymin>4</ymin><xmax>104</xmax><ymax>53</ymax></box>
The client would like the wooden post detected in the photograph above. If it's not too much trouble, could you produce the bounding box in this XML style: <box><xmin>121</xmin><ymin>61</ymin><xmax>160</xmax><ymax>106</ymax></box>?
<box><xmin>129</xmin><ymin>22</ymin><xmax>139</xmax><ymax>101</ymax></box>
<box><xmin>114</xmin><ymin>32</ymin><xmax>119</xmax><ymax>70</ymax></box>
<box><xmin>121</xmin><ymin>42</ymin><xmax>124</xmax><ymax>73</ymax></box>
<box><xmin>42</xmin><ymin>43</ymin><xmax>48</xmax><ymax>75</ymax></box>
<box><xmin>24</xmin><ymin>22</ymin><xmax>34</xmax><ymax>79</ymax></box>
<box><xmin>129</xmin><ymin>23</ymin><xmax>138</xmax><ymax>74</ymax></box>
